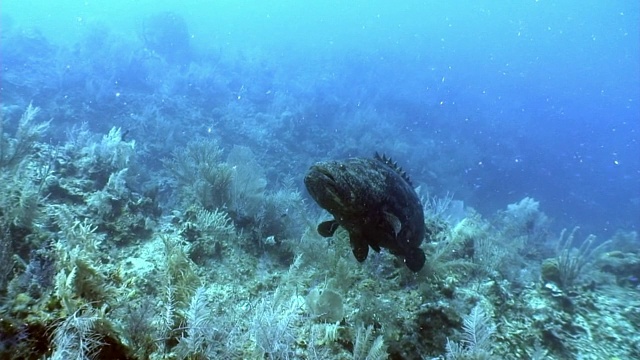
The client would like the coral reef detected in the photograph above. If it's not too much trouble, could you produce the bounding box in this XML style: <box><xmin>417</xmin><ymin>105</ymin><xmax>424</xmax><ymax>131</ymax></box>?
<box><xmin>1</xmin><ymin>101</ymin><xmax>638</xmax><ymax>360</ymax></box>
<box><xmin>0</xmin><ymin>6</ymin><xmax>637</xmax><ymax>358</ymax></box>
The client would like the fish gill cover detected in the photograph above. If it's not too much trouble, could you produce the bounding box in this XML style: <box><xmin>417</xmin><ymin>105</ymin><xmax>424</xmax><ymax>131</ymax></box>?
<box><xmin>0</xmin><ymin>1</ymin><xmax>639</xmax><ymax>359</ymax></box>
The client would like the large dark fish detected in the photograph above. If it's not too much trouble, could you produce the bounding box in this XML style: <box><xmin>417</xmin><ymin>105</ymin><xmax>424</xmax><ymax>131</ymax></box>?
<box><xmin>304</xmin><ymin>153</ymin><xmax>426</xmax><ymax>272</ymax></box>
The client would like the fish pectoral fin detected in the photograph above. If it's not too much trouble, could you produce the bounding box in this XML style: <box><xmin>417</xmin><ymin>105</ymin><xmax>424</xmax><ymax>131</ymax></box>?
<box><xmin>317</xmin><ymin>220</ymin><xmax>340</xmax><ymax>237</ymax></box>
<box><xmin>383</xmin><ymin>211</ymin><xmax>402</xmax><ymax>236</ymax></box>
<box><xmin>349</xmin><ymin>233</ymin><xmax>369</xmax><ymax>262</ymax></box>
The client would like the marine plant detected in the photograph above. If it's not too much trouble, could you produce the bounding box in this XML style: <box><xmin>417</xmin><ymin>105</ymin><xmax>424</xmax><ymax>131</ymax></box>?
<box><xmin>226</xmin><ymin>145</ymin><xmax>267</xmax><ymax>220</ymax></box>
<box><xmin>0</xmin><ymin>161</ymin><xmax>46</xmax><ymax>230</ymax></box>
<box><xmin>226</xmin><ymin>146</ymin><xmax>308</xmax><ymax>251</ymax></box>
<box><xmin>159</xmin><ymin>233</ymin><xmax>201</xmax><ymax>307</ymax></box>
<box><xmin>253</xmin><ymin>183</ymin><xmax>308</xmax><ymax>250</ymax></box>
<box><xmin>494</xmin><ymin>197</ymin><xmax>551</xmax><ymax>262</ymax></box>
<box><xmin>178</xmin><ymin>205</ymin><xmax>236</xmax><ymax>265</ymax></box>
<box><xmin>0</xmin><ymin>226</ymin><xmax>12</xmax><ymax>295</ymax></box>
<box><xmin>47</xmin><ymin>307</ymin><xmax>103</xmax><ymax>360</ymax></box>
<box><xmin>250</xmin><ymin>292</ymin><xmax>303</xmax><ymax>360</ymax></box>
<box><xmin>444</xmin><ymin>305</ymin><xmax>496</xmax><ymax>360</ymax></box>
<box><xmin>172</xmin><ymin>286</ymin><xmax>241</xmax><ymax>359</ymax></box>
<box><xmin>553</xmin><ymin>226</ymin><xmax>610</xmax><ymax>289</ymax></box>
<box><xmin>163</xmin><ymin>138</ymin><xmax>233</xmax><ymax>210</ymax></box>
<box><xmin>352</xmin><ymin>324</ymin><xmax>387</xmax><ymax>360</ymax></box>
<box><xmin>58</xmin><ymin>125</ymin><xmax>137</xmax><ymax>188</ymax></box>
<box><xmin>0</xmin><ymin>11</ymin><xmax>635</xmax><ymax>358</ymax></box>
<box><xmin>0</xmin><ymin>104</ymin><xmax>52</xmax><ymax>295</ymax></box>
<box><xmin>0</xmin><ymin>103</ymin><xmax>49</xmax><ymax>169</ymax></box>
<box><xmin>305</xmin><ymin>286</ymin><xmax>344</xmax><ymax>323</ymax></box>
<box><xmin>141</xmin><ymin>11</ymin><xmax>192</xmax><ymax>64</ymax></box>
<box><xmin>51</xmin><ymin>215</ymin><xmax>111</xmax><ymax>314</ymax></box>
<box><xmin>115</xmin><ymin>296</ymin><xmax>158</xmax><ymax>359</ymax></box>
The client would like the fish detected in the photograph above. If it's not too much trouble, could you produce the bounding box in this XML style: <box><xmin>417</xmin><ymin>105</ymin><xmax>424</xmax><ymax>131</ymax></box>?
<box><xmin>304</xmin><ymin>153</ymin><xmax>426</xmax><ymax>272</ymax></box>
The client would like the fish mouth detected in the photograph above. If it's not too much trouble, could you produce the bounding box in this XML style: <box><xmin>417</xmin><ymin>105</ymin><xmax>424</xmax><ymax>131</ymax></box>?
<box><xmin>305</xmin><ymin>165</ymin><xmax>341</xmax><ymax>199</ymax></box>
<box><xmin>314</xmin><ymin>167</ymin><xmax>337</xmax><ymax>184</ymax></box>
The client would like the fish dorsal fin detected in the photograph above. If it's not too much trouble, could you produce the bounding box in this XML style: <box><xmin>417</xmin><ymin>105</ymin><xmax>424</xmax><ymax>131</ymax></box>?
<box><xmin>374</xmin><ymin>152</ymin><xmax>413</xmax><ymax>186</ymax></box>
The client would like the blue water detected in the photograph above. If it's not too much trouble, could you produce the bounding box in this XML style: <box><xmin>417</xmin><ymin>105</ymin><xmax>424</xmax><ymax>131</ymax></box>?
<box><xmin>3</xmin><ymin>0</ymin><xmax>639</xmax><ymax>237</ymax></box>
